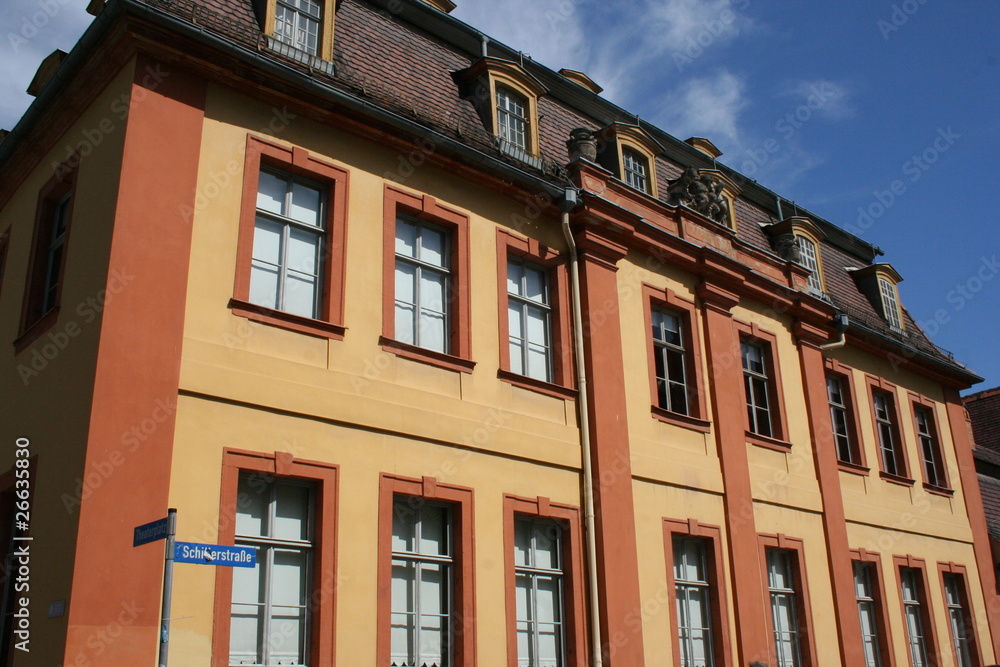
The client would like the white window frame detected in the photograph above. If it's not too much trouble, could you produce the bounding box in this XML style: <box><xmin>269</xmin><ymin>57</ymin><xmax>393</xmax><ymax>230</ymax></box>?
<box><xmin>901</xmin><ymin>568</ymin><xmax>930</xmax><ymax>667</ymax></box>
<box><xmin>274</xmin><ymin>0</ymin><xmax>322</xmax><ymax>55</ymax></box>
<box><xmin>767</xmin><ymin>549</ymin><xmax>804</xmax><ymax>667</ymax></box>
<box><xmin>507</xmin><ymin>258</ymin><xmax>553</xmax><ymax>382</ymax></box>
<box><xmin>230</xmin><ymin>474</ymin><xmax>314</xmax><ymax>667</ymax></box>
<box><xmin>497</xmin><ymin>87</ymin><xmax>529</xmax><ymax>152</ymax></box>
<box><xmin>853</xmin><ymin>562</ymin><xmax>883</xmax><ymax>667</ymax></box>
<box><xmin>390</xmin><ymin>499</ymin><xmax>454</xmax><ymax>667</ymax></box>
<box><xmin>742</xmin><ymin>341</ymin><xmax>773</xmax><ymax>437</ymax></box>
<box><xmin>394</xmin><ymin>216</ymin><xmax>451</xmax><ymax>353</ymax></box>
<box><xmin>915</xmin><ymin>407</ymin><xmax>944</xmax><ymax>487</ymax></box>
<box><xmin>873</xmin><ymin>392</ymin><xmax>903</xmax><ymax>477</ymax></box>
<box><xmin>514</xmin><ymin>516</ymin><xmax>566</xmax><ymax>667</ymax></box>
<box><xmin>879</xmin><ymin>278</ymin><xmax>903</xmax><ymax>331</ymax></box>
<box><xmin>944</xmin><ymin>573</ymin><xmax>974</xmax><ymax>667</ymax></box>
<box><xmin>622</xmin><ymin>149</ymin><xmax>648</xmax><ymax>193</ymax></box>
<box><xmin>652</xmin><ymin>309</ymin><xmax>689</xmax><ymax>415</ymax></box>
<box><xmin>673</xmin><ymin>536</ymin><xmax>715</xmax><ymax>667</ymax></box>
<box><xmin>250</xmin><ymin>168</ymin><xmax>326</xmax><ymax>319</ymax></box>
<box><xmin>827</xmin><ymin>375</ymin><xmax>855</xmax><ymax>464</ymax></box>
<box><xmin>796</xmin><ymin>235</ymin><xmax>823</xmax><ymax>293</ymax></box>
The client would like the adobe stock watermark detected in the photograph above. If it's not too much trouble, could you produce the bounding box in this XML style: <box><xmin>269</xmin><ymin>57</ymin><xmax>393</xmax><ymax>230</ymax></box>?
<box><xmin>846</xmin><ymin>126</ymin><xmax>959</xmax><ymax>237</ymax></box>
<box><xmin>738</xmin><ymin>82</ymin><xmax>841</xmax><ymax>178</ymax></box>
<box><xmin>918</xmin><ymin>254</ymin><xmax>999</xmax><ymax>339</ymax></box>
<box><xmin>877</xmin><ymin>0</ymin><xmax>931</xmax><ymax>41</ymax></box>
<box><xmin>672</xmin><ymin>0</ymin><xmax>752</xmax><ymax>72</ymax></box>
<box><xmin>6</xmin><ymin>0</ymin><xmax>74</xmax><ymax>53</ymax></box>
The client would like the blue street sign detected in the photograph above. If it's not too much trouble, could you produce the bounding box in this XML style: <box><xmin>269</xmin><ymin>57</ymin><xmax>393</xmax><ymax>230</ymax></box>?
<box><xmin>133</xmin><ymin>517</ymin><xmax>169</xmax><ymax>547</ymax></box>
<box><xmin>174</xmin><ymin>542</ymin><xmax>256</xmax><ymax>567</ymax></box>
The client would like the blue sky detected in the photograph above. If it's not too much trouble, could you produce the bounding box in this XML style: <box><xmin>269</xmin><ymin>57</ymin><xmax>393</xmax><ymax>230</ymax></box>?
<box><xmin>2</xmin><ymin>0</ymin><xmax>998</xmax><ymax>392</ymax></box>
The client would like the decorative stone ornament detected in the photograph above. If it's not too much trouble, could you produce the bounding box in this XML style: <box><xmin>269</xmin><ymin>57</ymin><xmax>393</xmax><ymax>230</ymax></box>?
<box><xmin>666</xmin><ymin>167</ymin><xmax>730</xmax><ymax>224</ymax></box>
<box><xmin>566</xmin><ymin>128</ymin><xmax>598</xmax><ymax>163</ymax></box>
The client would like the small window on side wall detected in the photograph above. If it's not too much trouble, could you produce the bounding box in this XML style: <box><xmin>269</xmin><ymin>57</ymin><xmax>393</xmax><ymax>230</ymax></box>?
<box><xmin>622</xmin><ymin>148</ymin><xmax>649</xmax><ymax>193</ymax></box>
<box><xmin>497</xmin><ymin>86</ymin><xmax>530</xmax><ymax>152</ymax></box>
<box><xmin>18</xmin><ymin>156</ymin><xmax>79</xmax><ymax>349</ymax></box>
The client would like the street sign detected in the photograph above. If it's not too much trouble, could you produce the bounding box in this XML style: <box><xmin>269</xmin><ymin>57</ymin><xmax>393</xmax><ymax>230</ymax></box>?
<box><xmin>174</xmin><ymin>542</ymin><xmax>256</xmax><ymax>568</ymax></box>
<box><xmin>133</xmin><ymin>517</ymin><xmax>170</xmax><ymax>547</ymax></box>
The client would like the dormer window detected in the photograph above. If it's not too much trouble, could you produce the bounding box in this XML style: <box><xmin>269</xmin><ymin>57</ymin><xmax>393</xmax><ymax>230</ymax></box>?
<box><xmin>879</xmin><ymin>277</ymin><xmax>902</xmax><ymax>331</ymax></box>
<box><xmin>622</xmin><ymin>149</ymin><xmax>649</xmax><ymax>193</ymax></box>
<box><xmin>847</xmin><ymin>263</ymin><xmax>905</xmax><ymax>333</ymax></box>
<box><xmin>796</xmin><ymin>235</ymin><xmax>823</xmax><ymax>293</ymax></box>
<box><xmin>275</xmin><ymin>0</ymin><xmax>321</xmax><ymax>54</ymax></box>
<box><xmin>453</xmin><ymin>58</ymin><xmax>546</xmax><ymax>161</ymax></box>
<box><xmin>496</xmin><ymin>86</ymin><xmax>529</xmax><ymax>152</ymax></box>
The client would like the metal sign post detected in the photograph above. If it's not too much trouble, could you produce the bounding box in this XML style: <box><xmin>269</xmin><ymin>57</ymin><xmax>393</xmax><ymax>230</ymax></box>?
<box><xmin>158</xmin><ymin>508</ymin><xmax>177</xmax><ymax>667</ymax></box>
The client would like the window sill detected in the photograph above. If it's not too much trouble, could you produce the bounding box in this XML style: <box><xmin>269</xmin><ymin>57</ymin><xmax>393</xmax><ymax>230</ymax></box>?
<box><xmin>379</xmin><ymin>336</ymin><xmax>476</xmax><ymax>374</ymax></box>
<box><xmin>879</xmin><ymin>471</ymin><xmax>915</xmax><ymax>487</ymax></box>
<box><xmin>497</xmin><ymin>369</ymin><xmax>576</xmax><ymax>400</ymax></box>
<box><xmin>13</xmin><ymin>307</ymin><xmax>60</xmax><ymax>354</ymax></box>
<box><xmin>651</xmin><ymin>406</ymin><xmax>711</xmax><ymax>433</ymax></box>
<box><xmin>229</xmin><ymin>299</ymin><xmax>345</xmax><ymax>340</ymax></box>
<box><xmin>746</xmin><ymin>431</ymin><xmax>792</xmax><ymax>452</ymax></box>
<box><xmin>923</xmin><ymin>482</ymin><xmax>954</xmax><ymax>497</ymax></box>
<box><xmin>837</xmin><ymin>460</ymin><xmax>871</xmax><ymax>476</ymax></box>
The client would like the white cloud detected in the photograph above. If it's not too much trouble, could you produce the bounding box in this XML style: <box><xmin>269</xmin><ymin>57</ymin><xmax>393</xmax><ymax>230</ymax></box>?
<box><xmin>778</xmin><ymin>79</ymin><xmax>855</xmax><ymax>121</ymax></box>
<box><xmin>653</xmin><ymin>69</ymin><xmax>748</xmax><ymax>150</ymax></box>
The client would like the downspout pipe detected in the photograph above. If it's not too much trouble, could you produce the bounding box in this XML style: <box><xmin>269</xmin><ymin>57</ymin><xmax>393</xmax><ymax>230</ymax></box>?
<box><xmin>560</xmin><ymin>187</ymin><xmax>604</xmax><ymax>667</ymax></box>
<box><xmin>819</xmin><ymin>313</ymin><xmax>850</xmax><ymax>351</ymax></box>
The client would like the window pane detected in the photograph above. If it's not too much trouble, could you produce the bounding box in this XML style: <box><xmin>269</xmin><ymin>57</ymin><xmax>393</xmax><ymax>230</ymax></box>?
<box><xmin>419</xmin><ymin>563</ymin><xmax>446</xmax><ymax>615</ymax></box>
<box><xmin>420</xmin><ymin>226</ymin><xmax>447</xmax><ymax>268</ymax></box>
<box><xmin>273</xmin><ymin>484</ymin><xmax>310</xmax><ymax>541</ymax></box>
<box><xmin>396</xmin><ymin>303</ymin><xmax>415</xmax><ymax>346</ymax></box>
<box><xmin>236</xmin><ymin>476</ymin><xmax>269</xmax><ymax>538</ymax></box>
<box><xmin>391</xmin><ymin>560</ymin><xmax>416</xmax><ymax>613</ymax></box>
<box><xmin>419</xmin><ymin>311</ymin><xmax>447</xmax><ymax>353</ymax></box>
<box><xmin>532</xmin><ymin>522</ymin><xmax>560</xmax><ymax>570</ymax></box>
<box><xmin>286</xmin><ymin>227</ymin><xmax>319</xmax><ymax>276</ymax></box>
<box><xmin>284</xmin><ymin>272</ymin><xmax>317</xmax><ymax>318</ymax></box>
<box><xmin>535</xmin><ymin>576</ymin><xmax>559</xmax><ymax>623</ymax></box>
<box><xmin>419</xmin><ymin>506</ymin><xmax>450</xmax><ymax>557</ymax></box>
<box><xmin>229</xmin><ymin>603</ymin><xmax>263</xmax><ymax>663</ymax></box>
<box><xmin>252</xmin><ymin>217</ymin><xmax>283</xmax><ymax>266</ymax></box>
<box><xmin>526</xmin><ymin>307</ymin><xmax>547</xmax><ymax>346</ymax></box>
<box><xmin>525</xmin><ymin>266</ymin><xmax>546</xmax><ymax>303</ymax></box>
<box><xmin>419</xmin><ymin>270</ymin><xmax>447</xmax><ymax>314</ymax></box>
<box><xmin>288</xmin><ymin>181</ymin><xmax>321</xmax><ymax>226</ymax></box>
<box><xmin>396</xmin><ymin>218</ymin><xmax>418</xmax><ymax>258</ymax></box>
<box><xmin>508</xmin><ymin>261</ymin><xmax>523</xmax><ymax>295</ymax></box>
<box><xmin>257</xmin><ymin>171</ymin><xmax>286</xmax><ymax>215</ymax></box>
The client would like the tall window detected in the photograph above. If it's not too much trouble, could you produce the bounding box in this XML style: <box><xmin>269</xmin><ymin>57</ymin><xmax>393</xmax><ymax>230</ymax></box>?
<box><xmin>622</xmin><ymin>149</ymin><xmax>649</xmax><ymax>193</ymax></box>
<box><xmin>230</xmin><ymin>475</ymin><xmax>314</xmax><ymax>666</ymax></box>
<box><xmin>854</xmin><ymin>562</ymin><xmax>883</xmax><ymax>667</ymax></box>
<box><xmin>796</xmin><ymin>236</ymin><xmax>823</xmax><ymax>293</ymax></box>
<box><xmin>497</xmin><ymin>87</ymin><xmax>529</xmax><ymax>151</ymax></box>
<box><xmin>742</xmin><ymin>341</ymin><xmax>774</xmax><ymax>437</ymax></box>
<box><xmin>901</xmin><ymin>568</ymin><xmax>930</xmax><ymax>667</ymax></box>
<box><xmin>250</xmin><ymin>169</ymin><xmax>325</xmax><ymax>320</ymax></box>
<box><xmin>827</xmin><ymin>375</ymin><xmax>857</xmax><ymax>464</ymax></box>
<box><xmin>395</xmin><ymin>217</ymin><xmax>451</xmax><ymax>354</ymax></box>
<box><xmin>943</xmin><ymin>573</ymin><xmax>975</xmax><ymax>667</ymax></box>
<box><xmin>274</xmin><ymin>0</ymin><xmax>321</xmax><ymax>54</ymax></box>
<box><xmin>914</xmin><ymin>407</ymin><xmax>946</xmax><ymax>488</ymax></box>
<box><xmin>879</xmin><ymin>278</ymin><xmax>902</xmax><ymax>330</ymax></box>
<box><xmin>767</xmin><ymin>549</ymin><xmax>803</xmax><ymax>667</ymax></box>
<box><xmin>653</xmin><ymin>309</ymin><xmax>690</xmax><ymax>415</ymax></box>
<box><xmin>873</xmin><ymin>391</ymin><xmax>905</xmax><ymax>477</ymax></box>
<box><xmin>391</xmin><ymin>499</ymin><xmax>453</xmax><ymax>667</ymax></box>
<box><xmin>514</xmin><ymin>517</ymin><xmax>565</xmax><ymax>667</ymax></box>
<box><xmin>507</xmin><ymin>259</ymin><xmax>552</xmax><ymax>382</ymax></box>
<box><xmin>21</xmin><ymin>167</ymin><xmax>76</xmax><ymax>338</ymax></box>
<box><xmin>673</xmin><ymin>537</ymin><xmax>714</xmax><ymax>667</ymax></box>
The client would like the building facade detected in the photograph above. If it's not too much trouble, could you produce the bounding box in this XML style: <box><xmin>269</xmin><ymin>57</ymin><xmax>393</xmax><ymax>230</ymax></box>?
<box><xmin>0</xmin><ymin>0</ymin><xmax>997</xmax><ymax>666</ymax></box>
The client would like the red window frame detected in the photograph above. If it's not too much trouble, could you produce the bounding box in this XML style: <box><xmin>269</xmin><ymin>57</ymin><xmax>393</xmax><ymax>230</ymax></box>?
<box><xmin>377</xmin><ymin>474</ymin><xmax>476</xmax><ymax>667</ymax></box>
<box><xmin>381</xmin><ymin>185</ymin><xmax>474</xmax><ymax>373</ymax></box>
<box><xmin>212</xmin><ymin>448</ymin><xmax>339</xmax><ymax>667</ymax></box>
<box><xmin>937</xmin><ymin>562</ymin><xmax>983</xmax><ymax>667</ymax></box>
<box><xmin>758</xmin><ymin>533</ymin><xmax>818</xmax><ymax>667</ymax></box>
<box><xmin>643</xmin><ymin>284</ymin><xmax>710</xmax><ymax>432</ymax></box>
<box><xmin>849</xmin><ymin>549</ymin><xmax>895</xmax><ymax>667</ymax></box>
<box><xmin>503</xmin><ymin>494</ymin><xmax>588</xmax><ymax>667</ymax></box>
<box><xmin>824</xmin><ymin>359</ymin><xmax>867</xmax><ymax>473</ymax></box>
<box><xmin>893</xmin><ymin>555</ymin><xmax>940</xmax><ymax>667</ymax></box>
<box><xmin>16</xmin><ymin>156</ymin><xmax>79</xmax><ymax>352</ymax></box>
<box><xmin>663</xmin><ymin>518</ymin><xmax>733</xmax><ymax>667</ymax></box>
<box><xmin>909</xmin><ymin>393</ymin><xmax>952</xmax><ymax>495</ymax></box>
<box><xmin>230</xmin><ymin>134</ymin><xmax>350</xmax><ymax>340</ymax></box>
<box><xmin>496</xmin><ymin>229</ymin><xmax>575</xmax><ymax>398</ymax></box>
<box><xmin>736</xmin><ymin>321</ymin><xmax>789</xmax><ymax>449</ymax></box>
<box><xmin>866</xmin><ymin>376</ymin><xmax>912</xmax><ymax>485</ymax></box>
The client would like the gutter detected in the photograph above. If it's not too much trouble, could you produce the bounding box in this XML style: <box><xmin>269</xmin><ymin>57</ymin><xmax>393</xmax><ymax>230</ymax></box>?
<box><xmin>559</xmin><ymin>187</ymin><xmax>604</xmax><ymax>667</ymax></box>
